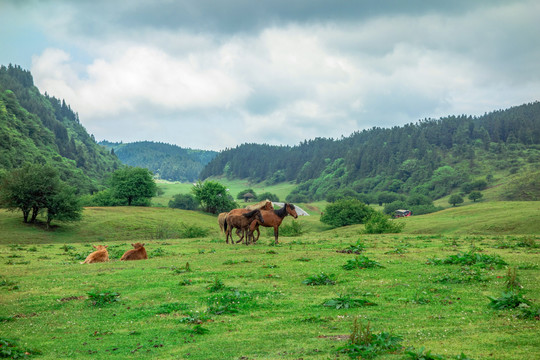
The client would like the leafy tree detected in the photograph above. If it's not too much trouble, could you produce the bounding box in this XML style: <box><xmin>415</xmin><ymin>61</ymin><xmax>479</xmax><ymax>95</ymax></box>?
<box><xmin>110</xmin><ymin>167</ymin><xmax>157</xmax><ymax>206</ymax></box>
<box><xmin>320</xmin><ymin>198</ymin><xmax>375</xmax><ymax>227</ymax></box>
<box><xmin>191</xmin><ymin>180</ymin><xmax>237</xmax><ymax>214</ymax></box>
<box><xmin>0</xmin><ymin>164</ymin><xmax>60</xmax><ymax>222</ymax></box>
<box><xmin>257</xmin><ymin>192</ymin><xmax>280</xmax><ymax>202</ymax></box>
<box><xmin>468</xmin><ymin>191</ymin><xmax>483</xmax><ymax>202</ymax></box>
<box><xmin>45</xmin><ymin>185</ymin><xmax>82</xmax><ymax>228</ymax></box>
<box><xmin>168</xmin><ymin>193</ymin><xmax>199</xmax><ymax>210</ymax></box>
<box><xmin>448</xmin><ymin>194</ymin><xmax>464</xmax><ymax>207</ymax></box>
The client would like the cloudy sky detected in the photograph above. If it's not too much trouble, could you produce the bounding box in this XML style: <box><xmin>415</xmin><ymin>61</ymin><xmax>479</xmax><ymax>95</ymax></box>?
<box><xmin>1</xmin><ymin>0</ymin><xmax>539</xmax><ymax>151</ymax></box>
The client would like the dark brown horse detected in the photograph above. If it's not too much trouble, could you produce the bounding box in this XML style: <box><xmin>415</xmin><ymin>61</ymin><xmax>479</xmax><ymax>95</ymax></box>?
<box><xmin>224</xmin><ymin>209</ymin><xmax>264</xmax><ymax>244</ymax></box>
<box><xmin>224</xmin><ymin>200</ymin><xmax>274</xmax><ymax>242</ymax></box>
<box><xmin>249</xmin><ymin>203</ymin><xmax>298</xmax><ymax>244</ymax></box>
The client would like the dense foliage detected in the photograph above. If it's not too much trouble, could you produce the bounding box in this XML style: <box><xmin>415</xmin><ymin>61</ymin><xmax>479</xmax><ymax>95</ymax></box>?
<box><xmin>100</xmin><ymin>140</ymin><xmax>216</xmax><ymax>182</ymax></box>
<box><xmin>0</xmin><ymin>163</ymin><xmax>82</xmax><ymax>226</ymax></box>
<box><xmin>320</xmin><ymin>198</ymin><xmax>375</xmax><ymax>227</ymax></box>
<box><xmin>191</xmin><ymin>180</ymin><xmax>237</xmax><ymax>214</ymax></box>
<box><xmin>0</xmin><ymin>64</ymin><xmax>122</xmax><ymax>193</ymax></box>
<box><xmin>201</xmin><ymin>102</ymin><xmax>540</xmax><ymax>202</ymax></box>
<box><xmin>110</xmin><ymin>167</ymin><xmax>157</xmax><ymax>206</ymax></box>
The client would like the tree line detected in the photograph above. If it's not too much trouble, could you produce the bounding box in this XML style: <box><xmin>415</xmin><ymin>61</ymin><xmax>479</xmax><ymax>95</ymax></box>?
<box><xmin>200</xmin><ymin>102</ymin><xmax>540</xmax><ymax>203</ymax></box>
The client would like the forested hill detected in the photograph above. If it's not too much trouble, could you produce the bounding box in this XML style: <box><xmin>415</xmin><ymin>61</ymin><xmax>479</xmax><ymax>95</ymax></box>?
<box><xmin>99</xmin><ymin>141</ymin><xmax>217</xmax><ymax>182</ymax></box>
<box><xmin>201</xmin><ymin>102</ymin><xmax>540</xmax><ymax>202</ymax></box>
<box><xmin>0</xmin><ymin>64</ymin><xmax>122</xmax><ymax>193</ymax></box>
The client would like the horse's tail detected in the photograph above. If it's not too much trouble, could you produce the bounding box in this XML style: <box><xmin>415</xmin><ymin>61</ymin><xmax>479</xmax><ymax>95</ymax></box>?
<box><xmin>223</xmin><ymin>219</ymin><xmax>228</xmax><ymax>233</ymax></box>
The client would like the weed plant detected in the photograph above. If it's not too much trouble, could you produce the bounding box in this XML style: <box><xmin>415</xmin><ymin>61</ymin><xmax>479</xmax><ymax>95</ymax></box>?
<box><xmin>434</xmin><ymin>267</ymin><xmax>489</xmax><ymax>284</ymax></box>
<box><xmin>337</xmin><ymin>318</ymin><xmax>403</xmax><ymax>359</ymax></box>
<box><xmin>206</xmin><ymin>290</ymin><xmax>255</xmax><ymax>315</ymax></box>
<box><xmin>279</xmin><ymin>220</ymin><xmax>304</xmax><ymax>236</ymax></box>
<box><xmin>302</xmin><ymin>272</ymin><xmax>336</xmax><ymax>286</ymax></box>
<box><xmin>87</xmin><ymin>290</ymin><xmax>120</xmax><ymax>307</ymax></box>
<box><xmin>342</xmin><ymin>255</ymin><xmax>384</xmax><ymax>270</ymax></box>
<box><xmin>0</xmin><ymin>338</ymin><xmax>41</xmax><ymax>358</ymax></box>
<box><xmin>322</xmin><ymin>295</ymin><xmax>377</xmax><ymax>309</ymax></box>
<box><xmin>487</xmin><ymin>291</ymin><xmax>531</xmax><ymax>310</ymax></box>
<box><xmin>337</xmin><ymin>240</ymin><xmax>366</xmax><ymax>254</ymax></box>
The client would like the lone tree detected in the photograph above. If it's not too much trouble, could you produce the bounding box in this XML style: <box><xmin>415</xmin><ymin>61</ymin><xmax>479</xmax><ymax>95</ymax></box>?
<box><xmin>448</xmin><ymin>194</ymin><xmax>464</xmax><ymax>207</ymax></box>
<box><xmin>192</xmin><ymin>180</ymin><xmax>236</xmax><ymax>214</ymax></box>
<box><xmin>468</xmin><ymin>191</ymin><xmax>483</xmax><ymax>202</ymax></box>
<box><xmin>110</xmin><ymin>167</ymin><xmax>157</xmax><ymax>206</ymax></box>
<box><xmin>0</xmin><ymin>163</ymin><xmax>82</xmax><ymax>226</ymax></box>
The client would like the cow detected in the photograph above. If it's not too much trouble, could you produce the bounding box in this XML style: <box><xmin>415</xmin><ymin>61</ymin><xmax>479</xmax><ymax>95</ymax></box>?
<box><xmin>120</xmin><ymin>243</ymin><xmax>148</xmax><ymax>261</ymax></box>
<box><xmin>81</xmin><ymin>245</ymin><xmax>109</xmax><ymax>264</ymax></box>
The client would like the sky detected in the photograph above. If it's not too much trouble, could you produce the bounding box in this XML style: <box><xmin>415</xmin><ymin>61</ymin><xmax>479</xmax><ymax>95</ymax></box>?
<box><xmin>1</xmin><ymin>0</ymin><xmax>539</xmax><ymax>151</ymax></box>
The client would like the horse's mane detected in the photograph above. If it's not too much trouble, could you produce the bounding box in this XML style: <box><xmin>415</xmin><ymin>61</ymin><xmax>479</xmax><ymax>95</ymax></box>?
<box><xmin>243</xmin><ymin>209</ymin><xmax>260</xmax><ymax>218</ymax></box>
<box><xmin>274</xmin><ymin>203</ymin><xmax>293</xmax><ymax>218</ymax></box>
<box><xmin>245</xmin><ymin>199</ymin><xmax>272</xmax><ymax>211</ymax></box>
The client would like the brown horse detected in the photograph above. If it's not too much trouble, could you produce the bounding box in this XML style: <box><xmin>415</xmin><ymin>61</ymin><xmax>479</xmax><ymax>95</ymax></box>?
<box><xmin>249</xmin><ymin>203</ymin><xmax>298</xmax><ymax>244</ymax></box>
<box><xmin>224</xmin><ymin>200</ymin><xmax>273</xmax><ymax>242</ymax></box>
<box><xmin>224</xmin><ymin>209</ymin><xmax>264</xmax><ymax>244</ymax></box>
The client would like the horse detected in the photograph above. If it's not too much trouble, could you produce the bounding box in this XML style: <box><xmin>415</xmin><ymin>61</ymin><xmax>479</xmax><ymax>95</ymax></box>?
<box><xmin>249</xmin><ymin>203</ymin><xmax>298</xmax><ymax>244</ymax></box>
<box><xmin>223</xmin><ymin>200</ymin><xmax>273</xmax><ymax>242</ymax></box>
<box><xmin>218</xmin><ymin>212</ymin><xmax>228</xmax><ymax>233</ymax></box>
<box><xmin>224</xmin><ymin>209</ymin><xmax>264</xmax><ymax>245</ymax></box>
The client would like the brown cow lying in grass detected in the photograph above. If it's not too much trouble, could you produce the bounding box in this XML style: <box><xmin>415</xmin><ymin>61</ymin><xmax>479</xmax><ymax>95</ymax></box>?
<box><xmin>81</xmin><ymin>245</ymin><xmax>109</xmax><ymax>264</ymax></box>
<box><xmin>121</xmin><ymin>243</ymin><xmax>148</xmax><ymax>261</ymax></box>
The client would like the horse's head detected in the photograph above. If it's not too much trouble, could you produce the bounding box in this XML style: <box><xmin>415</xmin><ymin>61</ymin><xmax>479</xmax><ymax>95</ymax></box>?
<box><xmin>263</xmin><ymin>200</ymin><xmax>274</xmax><ymax>210</ymax></box>
<box><xmin>286</xmin><ymin>203</ymin><xmax>298</xmax><ymax>219</ymax></box>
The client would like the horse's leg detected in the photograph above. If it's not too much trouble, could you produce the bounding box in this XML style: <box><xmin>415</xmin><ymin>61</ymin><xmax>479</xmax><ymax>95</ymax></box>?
<box><xmin>235</xmin><ymin>227</ymin><xmax>244</xmax><ymax>244</ymax></box>
<box><xmin>274</xmin><ymin>226</ymin><xmax>279</xmax><ymax>244</ymax></box>
<box><xmin>254</xmin><ymin>227</ymin><xmax>260</xmax><ymax>243</ymax></box>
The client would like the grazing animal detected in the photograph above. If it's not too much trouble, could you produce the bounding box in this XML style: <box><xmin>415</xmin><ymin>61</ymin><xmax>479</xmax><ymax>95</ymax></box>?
<box><xmin>224</xmin><ymin>209</ymin><xmax>264</xmax><ymax>244</ymax></box>
<box><xmin>249</xmin><ymin>203</ymin><xmax>298</xmax><ymax>244</ymax></box>
<box><xmin>218</xmin><ymin>212</ymin><xmax>228</xmax><ymax>233</ymax></box>
<box><xmin>81</xmin><ymin>245</ymin><xmax>109</xmax><ymax>264</ymax></box>
<box><xmin>120</xmin><ymin>243</ymin><xmax>148</xmax><ymax>261</ymax></box>
<box><xmin>222</xmin><ymin>200</ymin><xmax>273</xmax><ymax>241</ymax></box>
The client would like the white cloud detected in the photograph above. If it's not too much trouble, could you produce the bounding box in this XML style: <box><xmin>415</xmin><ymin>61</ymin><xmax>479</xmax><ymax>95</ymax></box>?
<box><xmin>24</xmin><ymin>0</ymin><xmax>540</xmax><ymax>150</ymax></box>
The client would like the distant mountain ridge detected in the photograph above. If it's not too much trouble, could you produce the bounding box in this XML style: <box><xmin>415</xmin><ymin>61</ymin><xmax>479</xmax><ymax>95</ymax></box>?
<box><xmin>0</xmin><ymin>64</ymin><xmax>122</xmax><ymax>193</ymax></box>
<box><xmin>99</xmin><ymin>140</ymin><xmax>217</xmax><ymax>182</ymax></box>
<box><xmin>201</xmin><ymin>101</ymin><xmax>540</xmax><ymax>202</ymax></box>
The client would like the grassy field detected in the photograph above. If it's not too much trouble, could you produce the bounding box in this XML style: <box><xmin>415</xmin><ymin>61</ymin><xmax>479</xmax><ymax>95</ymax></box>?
<box><xmin>152</xmin><ymin>179</ymin><xmax>297</xmax><ymax>207</ymax></box>
<box><xmin>1</xmin><ymin>202</ymin><xmax>539</xmax><ymax>359</ymax></box>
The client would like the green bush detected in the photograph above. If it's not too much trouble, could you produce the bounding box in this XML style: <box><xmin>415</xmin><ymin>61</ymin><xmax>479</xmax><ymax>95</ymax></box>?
<box><xmin>343</xmin><ymin>256</ymin><xmax>384</xmax><ymax>270</ymax></box>
<box><xmin>87</xmin><ymin>290</ymin><xmax>120</xmax><ymax>307</ymax></box>
<box><xmin>364</xmin><ymin>211</ymin><xmax>405</xmax><ymax>234</ymax></box>
<box><xmin>320</xmin><ymin>198</ymin><xmax>375</xmax><ymax>227</ymax></box>
<box><xmin>168</xmin><ymin>193</ymin><xmax>199</xmax><ymax>210</ymax></box>
<box><xmin>302</xmin><ymin>272</ymin><xmax>336</xmax><ymax>286</ymax></box>
<box><xmin>278</xmin><ymin>220</ymin><xmax>304</xmax><ymax>236</ymax></box>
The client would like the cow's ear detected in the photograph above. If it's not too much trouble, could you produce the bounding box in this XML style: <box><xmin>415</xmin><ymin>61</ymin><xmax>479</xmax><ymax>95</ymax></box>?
<box><xmin>142</xmin><ymin>243</ymin><xmax>145</xmax><ymax>247</ymax></box>
<box><xmin>93</xmin><ymin>245</ymin><xmax>97</xmax><ymax>249</ymax></box>
<box><xmin>131</xmin><ymin>243</ymin><xmax>134</xmax><ymax>247</ymax></box>
<box><xmin>105</xmin><ymin>245</ymin><xmax>108</xmax><ymax>248</ymax></box>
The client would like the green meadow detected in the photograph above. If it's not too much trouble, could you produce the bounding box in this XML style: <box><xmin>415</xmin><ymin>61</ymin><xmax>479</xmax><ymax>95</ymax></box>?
<box><xmin>0</xmin><ymin>202</ymin><xmax>539</xmax><ymax>359</ymax></box>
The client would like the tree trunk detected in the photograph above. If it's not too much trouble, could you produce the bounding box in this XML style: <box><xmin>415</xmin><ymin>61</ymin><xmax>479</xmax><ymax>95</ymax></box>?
<box><xmin>30</xmin><ymin>206</ymin><xmax>39</xmax><ymax>223</ymax></box>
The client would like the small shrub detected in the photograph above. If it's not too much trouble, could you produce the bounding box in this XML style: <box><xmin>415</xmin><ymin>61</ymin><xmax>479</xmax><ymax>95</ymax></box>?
<box><xmin>488</xmin><ymin>291</ymin><xmax>532</xmax><ymax>310</ymax></box>
<box><xmin>87</xmin><ymin>290</ymin><xmax>120</xmax><ymax>307</ymax></box>
<box><xmin>321</xmin><ymin>198</ymin><xmax>375</xmax><ymax>227</ymax></box>
<box><xmin>337</xmin><ymin>240</ymin><xmax>365</xmax><ymax>254</ymax></box>
<box><xmin>517</xmin><ymin>263</ymin><xmax>539</xmax><ymax>270</ymax></box>
<box><xmin>190</xmin><ymin>324</ymin><xmax>209</xmax><ymax>335</ymax></box>
<box><xmin>504</xmin><ymin>267</ymin><xmax>522</xmax><ymax>291</ymax></box>
<box><xmin>404</xmin><ymin>347</ymin><xmax>446</xmax><ymax>360</ymax></box>
<box><xmin>60</xmin><ymin>244</ymin><xmax>76</xmax><ymax>252</ymax></box>
<box><xmin>207</xmin><ymin>278</ymin><xmax>226</xmax><ymax>292</ymax></box>
<box><xmin>343</xmin><ymin>256</ymin><xmax>384</xmax><ymax>270</ymax></box>
<box><xmin>149</xmin><ymin>247</ymin><xmax>167</xmax><ymax>257</ymax></box>
<box><xmin>337</xmin><ymin>318</ymin><xmax>402</xmax><ymax>359</ymax></box>
<box><xmin>179</xmin><ymin>222</ymin><xmax>209</xmax><ymax>238</ymax></box>
<box><xmin>322</xmin><ymin>295</ymin><xmax>377</xmax><ymax>309</ymax></box>
<box><xmin>302</xmin><ymin>272</ymin><xmax>336</xmax><ymax>286</ymax></box>
<box><xmin>517</xmin><ymin>304</ymin><xmax>540</xmax><ymax>320</ymax></box>
<box><xmin>364</xmin><ymin>211</ymin><xmax>405</xmax><ymax>234</ymax></box>
<box><xmin>279</xmin><ymin>220</ymin><xmax>304</xmax><ymax>237</ymax></box>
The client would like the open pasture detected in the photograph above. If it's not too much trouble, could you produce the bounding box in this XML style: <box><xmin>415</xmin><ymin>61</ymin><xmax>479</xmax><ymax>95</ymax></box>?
<box><xmin>0</xmin><ymin>204</ymin><xmax>539</xmax><ymax>359</ymax></box>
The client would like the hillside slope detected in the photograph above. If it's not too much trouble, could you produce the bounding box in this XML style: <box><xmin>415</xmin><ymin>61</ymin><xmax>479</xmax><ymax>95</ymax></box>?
<box><xmin>201</xmin><ymin>102</ymin><xmax>540</xmax><ymax>202</ymax></box>
<box><xmin>99</xmin><ymin>140</ymin><xmax>216</xmax><ymax>182</ymax></box>
<box><xmin>0</xmin><ymin>64</ymin><xmax>121</xmax><ymax>192</ymax></box>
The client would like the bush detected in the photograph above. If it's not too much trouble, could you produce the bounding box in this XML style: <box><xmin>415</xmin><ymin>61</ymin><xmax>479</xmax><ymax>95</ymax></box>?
<box><xmin>320</xmin><ymin>198</ymin><xmax>375</xmax><ymax>227</ymax></box>
<box><xmin>168</xmin><ymin>193</ymin><xmax>199</xmax><ymax>210</ymax></box>
<box><xmin>343</xmin><ymin>256</ymin><xmax>384</xmax><ymax>270</ymax></box>
<box><xmin>87</xmin><ymin>290</ymin><xmax>120</xmax><ymax>307</ymax></box>
<box><xmin>364</xmin><ymin>211</ymin><xmax>405</xmax><ymax>234</ymax></box>
<box><xmin>302</xmin><ymin>272</ymin><xmax>336</xmax><ymax>286</ymax></box>
<box><xmin>278</xmin><ymin>220</ymin><xmax>304</xmax><ymax>237</ymax></box>
<box><xmin>257</xmin><ymin>192</ymin><xmax>280</xmax><ymax>202</ymax></box>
